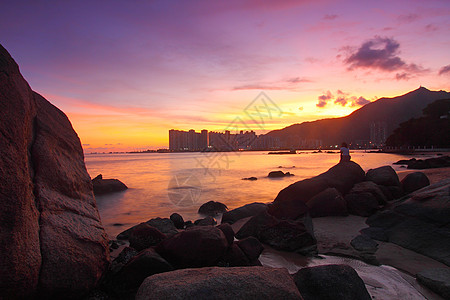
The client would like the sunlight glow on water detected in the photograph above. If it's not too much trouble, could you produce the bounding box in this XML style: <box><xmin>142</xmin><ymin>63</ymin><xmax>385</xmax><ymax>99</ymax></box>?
<box><xmin>85</xmin><ymin>150</ymin><xmax>435</xmax><ymax>238</ymax></box>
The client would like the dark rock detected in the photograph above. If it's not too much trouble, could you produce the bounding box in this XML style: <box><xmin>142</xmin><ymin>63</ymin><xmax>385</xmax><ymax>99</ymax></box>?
<box><xmin>0</xmin><ymin>44</ymin><xmax>109</xmax><ymax>298</ymax></box>
<box><xmin>221</xmin><ymin>202</ymin><xmax>268</xmax><ymax>224</ymax></box>
<box><xmin>112</xmin><ymin>247</ymin><xmax>138</xmax><ymax>266</ymax></box>
<box><xmin>236</xmin><ymin>237</ymin><xmax>264</xmax><ymax>261</ymax></box>
<box><xmin>236</xmin><ymin>210</ymin><xmax>316</xmax><ymax>255</ymax></box>
<box><xmin>292</xmin><ymin>264</ymin><xmax>371</xmax><ymax>300</ymax></box>
<box><xmin>156</xmin><ymin>226</ymin><xmax>228</xmax><ymax>268</ymax></box>
<box><xmin>307</xmin><ymin>188</ymin><xmax>348</xmax><ymax>217</ymax></box>
<box><xmin>268</xmin><ymin>170</ymin><xmax>287</xmax><ymax>178</ymax></box>
<box><xmin>111</xmin><ymin>248</ymin><xmax>174</xmax><ymax>290</ymax></box>
<box><xmin>128</xmin><ymin>223</ymin><xmax>167</xmax><ymax>251</ymax></box>
<box><xmin>270</xmin><ymin>161</ymin><xmax>365</xmax><ymax>219</ymax></box>
<box><xmin>117</xmin><ymin>218</ymin><xmax>178</xmax><ymax>240</ymax></box>
<box><xmin>394</xmin><ymin>158</ymin><xmax>416</xmax><ymax>165</ymax></box>
<box><xmin>217</xmin><ymin>243</ymin><xmax>251</xmax><ymax>267</ymax></box>
<box><xmin>242</xmin><ymin>176</ymin><xmax>257</xmax><ymax>180</ymax></box>
<box><xmin>407</xmin><ymin>156</ymin><xmax>450</xmax><ymax>169</ymax></box>
<box><xmin>184</xmin><ymin>220</ymin><xmax>194</xmax><ymax>228</ymax></box>
<box><xmin>360</xmin><ymin>227</ymin><xmax>388</xmax><ymax>242</ymax></box>
<box><xmin>401</xmin><ymin>172</ymin><xmax>430</xmax><ymax>194</ymax></box>
<box><xmin>147</xmin><ymin>218</ymin><xmax>178</xmax><ymax>237</ymax></box>
<box><xmin>170</xmin><ymin>213</ymin><xmax>185</xmax><ymax>229</ymax></box>
<box><xmin>366</xmin><ymin>210</ymin><xmax>405</xmax><ymax>229</ymax></box>
<box><xmin>109</xmin><ymin>240</ymin><xmax>120</xmax><ymax>250</ymax></box>
<box><xmin>385</xmin><ymin>218</ymin><xmax>450</xmax><ymax>265</ymax></box>
<box><xmin>194</xmin><ymin>216</ymin><xmax>217</xmax><ymax>226</ymax></box>
<box><xmin>345</xmin><ymin>192</ymin><xmax>380</xmax><ymax>217</ymax></box>
<box><xmin>394</xmin><ymin>179</ymin><xmax>450</xmax><ymax>226</ymax></box>
<box><xmin>136</xmin><ymin>266</ymin><xmax>302</xmax><ymax>300</ymax></box>
<box><xmin>349</xmin><ymin>181</ymin><xmax>387</xmax><ymax>204</ymax></box>
<box><xmin>92</xmin><ymin>174</ymin><xmax>128</xmax><ymax>195</ymax></box>
<box><xmin>198</xmin><ymin>201</ymin><xmax>228</xmax><ymax>216</ymax></box>
<box><xmin>416</xmin><ymin>268</ymin><xmax>450</xmax><ymax>299</ymax></box>
<box><xmin>350</xmin><ymin>235</ymin><xmax>378</xmax><ymax>253</ymax></box>
<box><xmin>217</xmin><ymin>223</ymin><xmax>235</xmax><ymax>246</ymax></box>
<box><xmin>366</xmin><ymin>165</ymin><xmax>401</xmax><ymax>187</ymax></box>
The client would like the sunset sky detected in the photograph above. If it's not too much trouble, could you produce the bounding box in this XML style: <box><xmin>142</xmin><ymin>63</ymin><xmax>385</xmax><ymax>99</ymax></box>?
<box><xmin>1</xmin><ymin>0</ymin><xmax>449</xmax><ymax>152</ymax></box>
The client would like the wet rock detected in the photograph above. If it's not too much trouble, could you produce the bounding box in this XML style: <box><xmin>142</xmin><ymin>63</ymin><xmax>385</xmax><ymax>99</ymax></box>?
<box><xmin>366</xmin><ymin>165</ymin><xmax>401</xmax><ymax>187</ymax></box>
<box><xmin>147</xmin><ymin>218</ymin><xmax>178</xmax><ymax>237</ymax></box>
<box><xmin>217</xmin><ymin>243</ymin><xmax>250</xmax><ymax>267</ymax></box>
<box><xmin>401</xmin><ymin>156</ymin><xmax>450</xmax><ymax>169</ymax></box>
<box><xmin>198</xmin><ymin>201</ymin><xmax>228</xmax><ymax>216</ymax></box>
<box><xmin>401</xmin><ymin>172</ymin><xmax>430</xmax><ymax>194</ymax></box>
<box><xmin>117</xmin><ymin>218</ymin><xmax>178</xmax><ymax>240</ymax></box>
<box><xmin>128</xmin><ymin>223</ymin><xmax>167</xmax><ymax>251</ymax></box>
<box><xmin>136</xmin><ymin>266</ymin><xmax>302</xmax><ymax>300</ymax></box>
<box><xmin>292</xmin><ymin>264</ymin><xmax>371</xmax><ymax>300</ymax></box>
<box><xmin>366</xmin><ymin>179</ymin><xmax>450</xmax><ymax>265</ymax></box>
<box><xmin>307</xmin><ymin>188</ymin><xmax>348</xmax><ymax>217</ymax></box>
<box><xmin>270</xmin><ymin>161</ymin><xmax>365</xmax><ymax>219</ymax></box>
<box><xmin>92</xmin><ymin>174</ymin><xmax>128</xmax><ymax>195</ymax></box>
<box><xmin>236</xmin><ymin>210</ymin><xmax>316</xmax><ymax>255</ymax></box>
<box><xmin>156</xmin><ymin>226</ymin><xmax>228</xmax><ymax>268</ymax></box>
<box><xmin>416</xmin><ymin>268</ymin><xmax>450</xmax><ymax>299</ymax></box>
<box><xmin>349</xmin><ymin>181</ymin><xmax>387</xmax><ymax>204</ymax></box>
<box><xmin>170</xmin><ymin>213</ymin><xmax>185</xmax><ymax>229</ymax></box>
<box><xmin>236</xmin><ymin>237</ymin><xmax>264</xmax><ymax>261</ymax></box>
<box><xmin>111</xmin><ymin>248</ymin><xmax>174</xmax><ymax>290</ymax></box>
<box><xmin>360</xmin><ymin>227</ymin><xmax>388</xmax><ymax>242</ymax></box>
<box><xmin>0</xmin><ymin>44</ymin><xmax>109</xmax><ymax>298</ymax></box>
<box><xmin>350</xmin><ymin>235</ymin><xmax>378</xmax><ymax>253</ymax></box>
<box><xmin>217</xmin><ymin>223</ymin><xmax>235</xmax><ymax>246</ymax></box>
<box><xmin>242</xmin><ymin>177</ymin><xmax>257</xmax><ymax>181</ymax></box>
<box><xmin>194</xmin><ymin>216</ymin><xmax>217</xmax><ymax>226</ymax></box>
<box><xmin>268</xmin><ymin>170</ymin><xmax>287</xmax><ymax>178</ymax></box>
<box><xmin>221</xmin><ymin>202</ymin><xmax>268</xmax><ymax>224</ymax></box>
<box><xmin>345</xmin><ymin>192</ymin><xmax>380</xmax><ymax>217</ymax></box>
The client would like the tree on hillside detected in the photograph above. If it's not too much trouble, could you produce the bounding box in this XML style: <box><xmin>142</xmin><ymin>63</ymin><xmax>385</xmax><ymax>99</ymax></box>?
<box><xmin>385</xmin><ymin>99</ymin><xmax>450</xmax><ymax>148</ymax></box>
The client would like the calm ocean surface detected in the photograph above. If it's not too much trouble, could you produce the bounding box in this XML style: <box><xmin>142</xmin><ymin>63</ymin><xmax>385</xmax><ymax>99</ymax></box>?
<box><xmin>85</xmin><ymin>150</ymin><xmax>433</xmax><ymax>238</ymax></box>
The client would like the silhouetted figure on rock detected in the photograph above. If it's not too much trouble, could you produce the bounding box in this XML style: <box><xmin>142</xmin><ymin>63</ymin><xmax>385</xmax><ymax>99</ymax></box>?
<box><xmin>340</xmin><ymin>142</ymin><xmax>351</xmax><ymax>162</ymax></box>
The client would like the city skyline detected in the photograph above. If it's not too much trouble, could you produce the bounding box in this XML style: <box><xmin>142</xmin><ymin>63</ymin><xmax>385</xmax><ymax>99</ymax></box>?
<box><xmin>1</xmin><ymin>1</ymin><xmax>449</xmax><ymax>152</ymax></box>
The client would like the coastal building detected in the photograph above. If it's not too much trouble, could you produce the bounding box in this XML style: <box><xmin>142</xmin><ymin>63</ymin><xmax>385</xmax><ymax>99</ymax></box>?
<box><xmin>370</xmin><ymin>121</ymin><xmax>387</xmax><ymax>147</ymax></box>
<box><xmin>169</xmin><ymin>129</ymin><xmax>281</xmax><ymax>151</ymax></box>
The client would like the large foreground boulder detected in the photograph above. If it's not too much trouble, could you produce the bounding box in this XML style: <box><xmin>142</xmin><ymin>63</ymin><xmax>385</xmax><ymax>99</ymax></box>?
<box><xmin>270</xmin><ymin>162</ymin><xmax>365</xmax><ymax>219</ymax></box>
<box><xmin>292</xmin><ymin>264</ymin><xmax>371</xmax><ymax>300</ymax></box>
<box><xmin>136</xmin><ymin>266</ymin><xmax>302</xmax><ymax>300</ymax></box>
<box><xmin>0</xmin><ymin>44</ymin><xmax>109</xmax><ymax>298</ymax></box>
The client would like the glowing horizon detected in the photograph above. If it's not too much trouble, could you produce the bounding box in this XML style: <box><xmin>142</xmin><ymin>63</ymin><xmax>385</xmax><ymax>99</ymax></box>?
<box><xmin>1</xmin><ymin>0</ymin><xmax>449</xmax><ymax>152</ymax></box>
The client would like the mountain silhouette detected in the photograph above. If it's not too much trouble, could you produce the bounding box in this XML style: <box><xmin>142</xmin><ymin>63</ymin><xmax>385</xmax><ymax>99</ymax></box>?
<box><xmin>266</xmin><ymin>87</ymin><xmax>450</xmax><ymax>148</ymax></box>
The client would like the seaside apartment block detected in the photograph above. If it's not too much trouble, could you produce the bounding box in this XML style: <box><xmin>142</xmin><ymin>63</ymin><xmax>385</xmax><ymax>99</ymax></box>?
<box><xmin>169</xmin><ymin>129</ymin><xmax>280</xmax><ymax>151</ymax></box>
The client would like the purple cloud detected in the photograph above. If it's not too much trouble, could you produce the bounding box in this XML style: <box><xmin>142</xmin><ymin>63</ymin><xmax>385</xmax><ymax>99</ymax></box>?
<box><xmin>438</xmin><ymin>65</ymin><xmax>450</xmax><ymax>75</ymax></box>
<box><xmin>316</xmin><ymin>91</ymin><xmax>333</xmax><ymax>107</ymax></box>
<box><xmin>334</xmin><ymin>97</ymin><xmax>347</xmax><ymax>106</ymax></box>
<box><xmin>351</xmin><ymin>96</ymin><xmax>370</xmax><ymax>106</ymax></box>
<box><xmin>323</xmin><ymin>14</ymin><xmax>338</xmax><ymax>20</ymax></box>
<box><xmin>317</xmin><ymin>90</ymin><xmax>371</xmax><ymax>108</ymax></box>
<box><xmin>345</xmin><ymin>36</ymin><xmax>427</xmax><ymax>80</ymax></box>
<box><xmin>345</xmin><ymin>37</ymin><xmax>405</xmax><ymax>71</ymax></box>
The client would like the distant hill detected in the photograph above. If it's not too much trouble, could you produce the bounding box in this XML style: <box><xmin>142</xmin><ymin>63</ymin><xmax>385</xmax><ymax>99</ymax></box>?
<box><xmin>266</xmin><ymin>87</ymin><xmax>450</xmax><ymax>148</ymax></box>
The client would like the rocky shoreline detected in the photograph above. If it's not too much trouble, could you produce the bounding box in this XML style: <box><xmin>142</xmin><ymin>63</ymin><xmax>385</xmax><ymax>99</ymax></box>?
<box><xmin>95</xmin><ymin>161</ymin><xmax>449</xmax><ymax>299</ymax></box>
